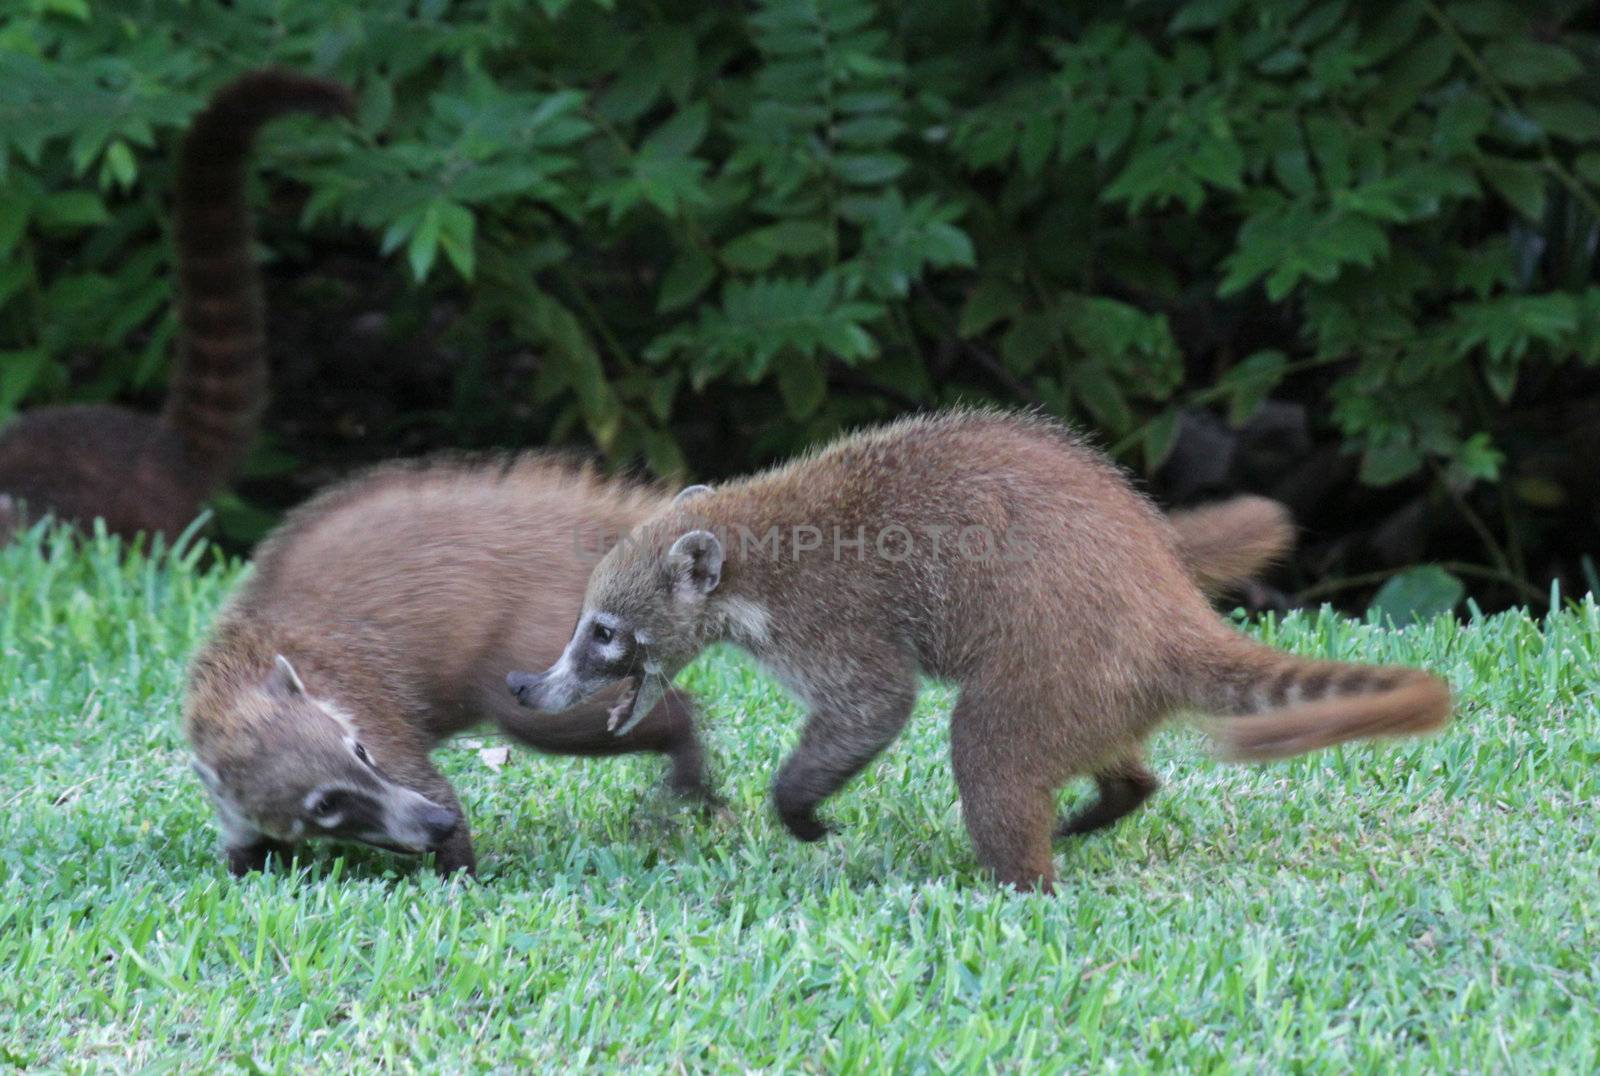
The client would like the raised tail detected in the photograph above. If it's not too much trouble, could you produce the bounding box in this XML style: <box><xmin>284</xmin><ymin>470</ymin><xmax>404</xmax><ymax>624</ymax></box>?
<box><xmin>1192</xmin><ymin>635</ymin><xmax>1451</xmax><ymax>761</ymax></box>
<box><xmin>159</xmin><ymin>69</ymin><xmax>354</xmax><ymax>492</ymax></box>
<box><xmin>1169</xmin><ymin>495</ymin><xmax>1295</xmax><ymax>599</ymax></box>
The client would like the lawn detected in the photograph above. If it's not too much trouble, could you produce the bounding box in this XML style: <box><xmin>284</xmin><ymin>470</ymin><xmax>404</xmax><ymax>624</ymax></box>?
<box><xmin>1</xmin><ymin>527</ymin><xmax>1596</xmax><ymax>1071</ymax></box>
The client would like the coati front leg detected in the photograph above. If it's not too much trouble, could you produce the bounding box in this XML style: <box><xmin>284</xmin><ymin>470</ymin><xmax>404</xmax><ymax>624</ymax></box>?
<box><xmin>409</xmin><ymin>766</ymin><xmax>476</xmax><ymax>876</ymax></box>
<box><xmin>770</xmin><ymin>675</ymin><xmax>917</xmax><ymax>843</ymax></box>
<box><xmin>227</xmin><ymin>836</ymin><xmax>295</xmax><ymax>877</ymax></box>
<box><xmin>481</xmin><ymin>681</ymin><xmax>718</xmax><ymax>806</ymax></box>
<box><xmin>1056</xmin><ymin>754</ymin><xmax>1159</xmax><ymax>838</ymax></box>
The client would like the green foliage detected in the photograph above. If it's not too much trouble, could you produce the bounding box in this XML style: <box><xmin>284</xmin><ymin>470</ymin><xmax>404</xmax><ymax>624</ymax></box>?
<box><xmin>1</xmin><ymin>0</ymin><xmax>1598</xmax><ymax>512</ymax></box>
<box><xmin>1368</xmin><ymin>563</ymin><xmax>1466</xmax><ymax>625</ymax></box>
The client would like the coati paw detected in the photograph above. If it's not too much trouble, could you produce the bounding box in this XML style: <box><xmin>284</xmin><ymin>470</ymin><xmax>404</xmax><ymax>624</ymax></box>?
<box><xmin>778</xmin><ymin>808</ymin><xmax>835</xmax><ymax>843</ymax></box>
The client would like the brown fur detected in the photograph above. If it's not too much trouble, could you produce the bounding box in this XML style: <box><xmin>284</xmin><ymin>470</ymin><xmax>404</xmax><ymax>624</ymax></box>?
<box><xmin>184</xmin><ymin>455</ymin><xmax>715</xmax><ymax>877</ymax></box>
<box><xmin>529</xmin><ymin>410</ymin><xmax>1448</xmax><ymax>890</ymax></box>
<box><xmin>0</xmin><ymin>70</ymin><xmax>351</xmax><ymax>542</ymax></box>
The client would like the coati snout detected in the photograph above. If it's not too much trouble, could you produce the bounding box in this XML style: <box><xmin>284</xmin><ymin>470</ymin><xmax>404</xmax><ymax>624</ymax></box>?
<box><xmin>189</xmin><ymin>655</ymin><xmax>463</xmax><ymax>875</ymax></box>
<box><xmin>511</xmin><ymin>529</ymin><xmax>719</xmax><ymax>735</ymax></box>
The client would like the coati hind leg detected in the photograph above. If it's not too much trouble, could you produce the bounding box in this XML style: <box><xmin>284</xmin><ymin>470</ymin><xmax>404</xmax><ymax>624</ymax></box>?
<box><xmin>949</xmin><ymin>691</ymin><xmax>1058</xmax><ymax>891</ymax></box>
<box><xmin>770</xmin><ymin>674</ymin><xmax>918</xmax><ymax>843</ymax></box>
<box><xmin>1056</xmin><ymin>754</ymin><xmax>1159</xmax><ymax>838</ymax></box>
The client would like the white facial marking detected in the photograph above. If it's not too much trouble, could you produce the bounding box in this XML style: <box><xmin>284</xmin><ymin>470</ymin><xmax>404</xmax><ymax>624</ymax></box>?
<box><xmin>318</xmin><ymin>698</ymin><xmax>358</xmax><ymax>737</ymax></box>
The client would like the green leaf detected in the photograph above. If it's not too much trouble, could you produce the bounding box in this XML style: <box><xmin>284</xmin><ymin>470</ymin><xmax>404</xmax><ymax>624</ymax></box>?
<box><xmin>776</xmin><ymin>357</ymin><xmax>827</xmax><ymax>419</ymax></box>
<box><xmin>1000</xmin><ymin>313</ymin><xmax>1055</xmax><ymax>376</ymax></box>
<box><xmin>1480</xmin><ymin>40</ymin><xmax>1582</xmax><ymax>88</ymax></box>
<box><xmin>1222</xmin><ymin>349</ymin><xmax>1288</xmax><ymax>425</ymax></box>
<box><xmin>722</xmin><ymin>220</ymin><xmax>834</xmax><ymax>272</ymax></box>
<box><xmin>435</xmin><ymin>202</ymin><xmax>476</xmax><ymax>280</ymax></box>
<box><xmin>958</xmin><ymin>278</ymin><xmax>1023</xmax><ymax>338</ymax></box>
<box><xmin>1451</xmin><ymin>431</ymin><xmax>1503</xmax><ymax>483</ymax></box>
<box><xmin>0</xmin><ymin>349</ymin><xmax>48</xmax><ymax>416</ymax></box>
<box><xmin>359</xmin><ymin>78</ymin><xmax>395</xmax><ymax>135</ymax></box>
<box><xmin>1576</xmin><ymin>152</ymin><xmax>1600</xmax><ymax>187</ymax></box>
<box><xmin>0</xmin><ymin>193</ymin><xmax>30</xmax><ymax>258</ymax></box>
<box><xmin>1524</xmin><ymin>98</ymin><xmax>1600</xmax><ymax>143</ymax></box>
<box><xmin>1360</xmin><ymin>436</ymin><xmax>1423</xmax><ymax>485</ymax></box>
<box><xmin>101</xmin><ymin>140</ymin><xmax>137</xmax><ymax>190</ymax></box>
<box><xmin>833</xmin><ymin>153</ymin><xmax>907</xmax><ymax>186</ymax></box>
<box><xmin>1072</xmin><ymin>363</ymin><xmax>1132</xmax><ymax>434</ymax></box>
<box><xmin>642</xmin><ymin>102</ymin><xmax>709</xmax><ymax>159</ymax></box>
<box><xmin>1142</xmin><ymin>409</ymin><xmax>1181</xmax><ymax>469</ymax></box>
<box><xmin>657</xmin><ymin>248</ymin><xmax>717</xmax><ymax>314</ymax></box>
<box><xmin>407</xmin><ymin>200</ymin><xmax>444</xmax><ymax>281</ymax></box>
<box><xmin>1368</xmin><ymin>566</ymin><xmax>1465</xmax><ymax>626</ymax></box>
<box><xmin>35</xmin><ymin>191</ymin><xmax>109</xmax><ymax>230</ymax></box>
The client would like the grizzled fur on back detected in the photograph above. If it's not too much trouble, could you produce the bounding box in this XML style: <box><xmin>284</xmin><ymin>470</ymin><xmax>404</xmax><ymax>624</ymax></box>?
<box><xmin>513</xmin><ymin>409</ymin><xmax>1449</xmax><ymax>891</ymax></box>
<box><xmin>0</xmin><ymin>70</ymin><xmax>351</xmax><ymax>543</ymax></box>
<box><xmin>184</xmin><ymin>454</ymin><xmax>712</xmax><ymax>877</ymax></box>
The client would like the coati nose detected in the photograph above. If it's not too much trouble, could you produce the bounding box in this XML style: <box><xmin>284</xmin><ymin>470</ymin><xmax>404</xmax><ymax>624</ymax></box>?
<box><xmin>506</xmin><ymin>670</ymin><xmax>546</xmax><ymax>702</ymax></box>
<box><xmin>419</xmin><ymin>804</ymin><xmax>460</xmax><ymax>842</ymax></box>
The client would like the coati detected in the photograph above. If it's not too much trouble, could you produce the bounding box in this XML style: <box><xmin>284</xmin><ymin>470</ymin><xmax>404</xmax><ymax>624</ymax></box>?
<box><xmin>0</xmin><ymin>70</ymin><xmax>352</xmax><ymax>542</ymax></box>
<box><xmin>507</xmin><ymin>410</ymin><xmax>1448</xmax><ymax>890</ymax></box>
<box><xmin>183</xmin><ymin>446</ymin><xmax>1288</xmax><ymax>878</ymax></box>
<box><xmin>183</xmin><ymin>456</ymin><xmax>717</xmax><ymax>877</ymax></box>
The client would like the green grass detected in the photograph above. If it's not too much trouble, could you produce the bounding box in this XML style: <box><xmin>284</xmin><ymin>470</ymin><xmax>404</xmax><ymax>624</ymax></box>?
<box><xmin>1</xmin><ymin>527</ymin><xmax>1596</xmax><ymax>1072</ymax></box>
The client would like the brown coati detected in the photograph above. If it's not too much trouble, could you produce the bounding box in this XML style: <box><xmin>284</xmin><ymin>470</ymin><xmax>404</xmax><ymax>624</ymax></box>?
<box><xmin>184</xmin><ymin>455</ymin><xmax>723</xmax><ymax>877</ymax></box>
<box><xmin>507</xmin><ymin>410</ymin><xmax>1447</xmax><ymax>891</ymax></box>
<box><xmin>0</xmin><ymin>70</ymin><xmax>352</xmax><ymax>542</ymax></box>
<box><xmin>182</xmin><ymin>450</ymin><xmax>1288</xmax><ymax>879</ymax></box>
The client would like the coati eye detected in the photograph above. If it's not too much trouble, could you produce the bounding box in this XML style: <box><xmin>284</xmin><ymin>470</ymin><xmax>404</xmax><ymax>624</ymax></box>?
<box><xmin>592</xmin><ymin>623</ymin><xmax>615</xmax><ymax>645</ymax></box>
<box><xmin>353</xmin><ymin>743</ymin><xmax>371</xmax><ymax>765</ymax></box>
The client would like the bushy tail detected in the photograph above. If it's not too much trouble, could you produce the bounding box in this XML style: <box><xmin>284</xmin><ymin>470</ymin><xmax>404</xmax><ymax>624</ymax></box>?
<box><xmin>1194</xmin><ymin>636</ymin><xmax>1451</xmax><ymax>761</ymax></box>
<box><xmin>1169</xmin><ymin>495</ymin><xmax>1295</xmax><ymax>599</ymax></box>
<box><xmin>159</xmin><ymin>69</ymin><xmax>353</xmax><ymax>491</ymax></box>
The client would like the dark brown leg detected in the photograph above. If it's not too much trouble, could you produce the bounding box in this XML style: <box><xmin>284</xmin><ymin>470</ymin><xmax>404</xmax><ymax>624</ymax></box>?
<box><xmin>407</xmin><ymin>769</ymin><xmax>476</xmax><ymax>877</ymax></box>
<box><xmin>950</xmin><ymin>694</ymin><xmax>1057</xmax><ymax>892</ymax></box>
<box><xmin>1057</xmin><ymin>757</ymin><xmax>1159</xmax><ymax>838</ymax></box>
<box><xmin>770</xmin><ymin>680</ymin><xmax>916</xmax><ymax>843</ymax></box>
<box><xmin>226</xmin><ymin>837</ymin><xmax>294</xmax><ymax>877</ymax></box>
<box><xmin>429</xmin><ymin>825</ymin><xmax>477</xmax><ymax>877</ymax></box>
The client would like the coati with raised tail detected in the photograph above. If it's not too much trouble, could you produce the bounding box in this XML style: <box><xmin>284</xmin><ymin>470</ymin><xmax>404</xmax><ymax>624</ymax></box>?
<box><xmin>183</xmin><ymin>446</ymin><xmax>1288</xmax><ymax>878</ymax></box>
<box><xmin>508</xmin><ymin>410</ymin><xmax>1447</xmax><ymax>891</ymax></box>
<box><xmin>0</xmin><ymin>70</ymin><xmax>352</xmax><ymax>542</ymax></box>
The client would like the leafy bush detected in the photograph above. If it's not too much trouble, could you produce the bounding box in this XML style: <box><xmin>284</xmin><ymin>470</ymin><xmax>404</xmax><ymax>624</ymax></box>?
<box><xmin>2</xmin><ymin>0</ymin><xmax>1598</xmax><ymax>591</ymax></box>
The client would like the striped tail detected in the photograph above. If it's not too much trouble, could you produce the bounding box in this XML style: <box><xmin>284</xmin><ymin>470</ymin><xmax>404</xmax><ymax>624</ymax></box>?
<box><xmin>1194</xmin><ymin>635</ymin><xmax>1452</xmax><ymax>761</ymax></box>
<box><xmin>159</xmin><ymin>69</ymin><xmax>353</xmax><ymax>492</ymax></box>
<box><xmin>1169</xmin><ymin>495</ymin><xmax>1295</xmax><ymax>600</ymax></box>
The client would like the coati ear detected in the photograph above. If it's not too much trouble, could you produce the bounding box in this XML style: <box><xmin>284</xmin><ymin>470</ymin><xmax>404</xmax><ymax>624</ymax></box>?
<box><xmin>270</xmin><ymin>654</ymin><xmax>306</xmax><ymax>697</ymax></box>
<box><xmin>668</xmin><ymin>529</ymin><xmax>722</xmax><ymax>597</ymax></box>
<box><xmin>674</xmin><ymin>484</ymin><xmax>712</xmax><ymax>504</ymax></box>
